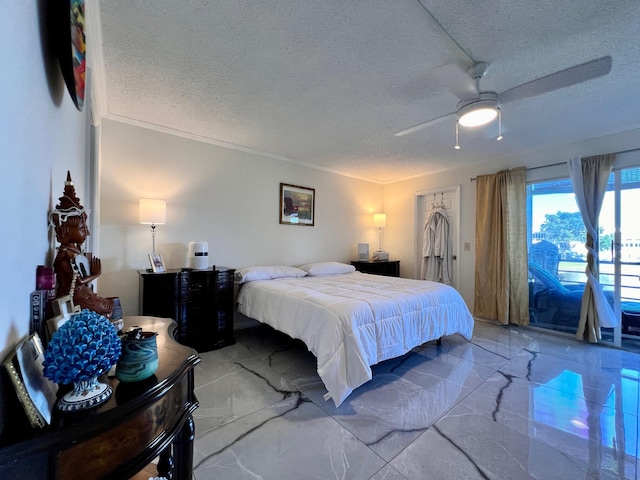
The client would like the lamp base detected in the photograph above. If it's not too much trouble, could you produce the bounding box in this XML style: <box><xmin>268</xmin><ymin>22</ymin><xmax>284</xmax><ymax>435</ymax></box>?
<box><xmin>373</xmin><ymin>250</ymin><xmax>389</xmax><ymax>261</ymax></box>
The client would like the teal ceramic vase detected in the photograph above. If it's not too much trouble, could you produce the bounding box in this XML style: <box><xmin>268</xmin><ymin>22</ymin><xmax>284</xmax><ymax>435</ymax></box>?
<box><xmin>115</xmin><ymin>332</ymin><xmax>158</xmax><ymax>382</ymax></box>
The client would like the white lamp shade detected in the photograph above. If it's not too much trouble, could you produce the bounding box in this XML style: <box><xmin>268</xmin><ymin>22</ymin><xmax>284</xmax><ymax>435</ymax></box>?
<box><xmin>373</xmin><ymin>213</ymin><xmax>386</xmax><ymax>228</ymax></box>
<box><xmin>139</xmin><ymin>199</ymin><xmax>166</xmax><ymax>225</ymax></box>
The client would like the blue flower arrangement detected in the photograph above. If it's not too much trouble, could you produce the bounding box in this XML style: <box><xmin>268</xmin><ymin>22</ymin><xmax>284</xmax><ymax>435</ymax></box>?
<box><xmin>43</xmin><ymin>309</ymin><xmax>122</xmax><ymax>385</ymax></box>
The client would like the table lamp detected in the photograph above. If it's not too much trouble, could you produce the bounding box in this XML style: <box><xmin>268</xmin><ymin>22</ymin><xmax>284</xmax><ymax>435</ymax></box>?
<box><xmin>139</xmin><ymin>199</ymin><xmax>166</xmax><ymax>255</ymax></box>
<box><xmin>373</xmin><ymin>213</ymin><xmax>388</xmax><ymax>261</ymax></box>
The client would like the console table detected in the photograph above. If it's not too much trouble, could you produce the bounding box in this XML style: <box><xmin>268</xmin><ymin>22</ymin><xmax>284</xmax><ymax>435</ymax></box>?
<box><xmin>351</xmin><ymin>260</ymin><xmax>400</xmax><ymax>277</ymax></box>
<box><xmin>139</xmin><ymin>267</ymin><xmax>236</xmax><ymax>352</ymax></box>
<box><xmin>0</xmin><ymin>316</ymin><xmax>201</xmax><ymax>480</ymax></box>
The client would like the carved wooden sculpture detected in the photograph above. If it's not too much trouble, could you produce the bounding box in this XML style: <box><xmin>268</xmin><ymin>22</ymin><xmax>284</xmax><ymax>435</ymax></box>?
<box><xmin>49</xmin><ymin>171</ymin><xmax>116</xmax><ymax>318</ymax></box>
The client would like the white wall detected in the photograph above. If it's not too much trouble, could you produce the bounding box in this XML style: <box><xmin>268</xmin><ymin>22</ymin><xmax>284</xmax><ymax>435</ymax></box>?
<box><xmin>98</xmin><ymin>119</ymin><xmax>384</xmax><ymax>316</ymax></box>
<box><xmin>0</xmin><ymin>2</ymin><xmax>88</xmax><ymax>358</ymax></box>
<box><xmin>1</xmin><ymin>2</ymin><xmax>88</xmax><ymax>439</ymax></box>
<box><xmin>384</xmin><ymin>127</ymin><xmax>640</xmax><ymax>309</ymax></box>
<box><xmin>99</xmin><ymin>116</ymin><xmax>640</xmax><ymax>317</ymax></box>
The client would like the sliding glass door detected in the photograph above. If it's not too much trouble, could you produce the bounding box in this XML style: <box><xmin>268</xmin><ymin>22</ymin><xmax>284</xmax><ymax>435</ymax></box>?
<box><xmin>527</xmin><ymin>178</ymin><xmax>586</xmax><ymax>335</ymax></box>
<box><xmin>527</xmin><ymin>164</ymin><xmax>640</xmax><ymax>347</ymax></box>
<box><xmin>599</xmin><ymin>166</ymin><xmax>640</xmax><ymax>348</ymax></box>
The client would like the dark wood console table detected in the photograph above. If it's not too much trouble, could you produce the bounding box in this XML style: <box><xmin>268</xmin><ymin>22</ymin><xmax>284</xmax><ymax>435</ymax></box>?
<box><xmin>0</xmin><ymin>316</ymin><xmax>201</xmax><ymax>480</ymax></box>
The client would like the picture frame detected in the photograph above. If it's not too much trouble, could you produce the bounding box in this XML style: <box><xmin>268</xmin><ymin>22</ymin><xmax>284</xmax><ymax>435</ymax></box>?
<box><xmin>3</xmin><ymin>333</ymin><xmax>58</xmax><ymax>427</ymax></box>
<box><xmin>46</xmin><ymin>295</ymin><xmax>81</xmax><ymax>340</ymax></box>
<box><xmin>149</xmin><ymin>253</ymin><xmax>166</xmax><ymax>273</ymax></box>
<box><xmin>280</xmin><ymin>183</ymin><xmax>315</xmax><ymax>226</ymax></box>
<box><xmin>52</xmin><ymin>294</ymin><xmax>78</xmax><ymax>318</ymax></box>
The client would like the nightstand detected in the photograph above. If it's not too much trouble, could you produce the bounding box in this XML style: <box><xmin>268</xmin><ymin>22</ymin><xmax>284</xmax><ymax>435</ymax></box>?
<box><xmin>139</xmin><ymin>267</ymin><xmax>235</xmax><ymax>351</ymax></box>
<box><xmin>351</xmin><ymin>260</ymin><xmax>400</xmax><ymax>277</ymax></box>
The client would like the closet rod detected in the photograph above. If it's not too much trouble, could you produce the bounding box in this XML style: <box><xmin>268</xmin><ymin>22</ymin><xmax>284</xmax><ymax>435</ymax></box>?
<box><xmin>469</xmin><ymin>147</ymin><xmax>640</xmax><ymax>182</ymax></box>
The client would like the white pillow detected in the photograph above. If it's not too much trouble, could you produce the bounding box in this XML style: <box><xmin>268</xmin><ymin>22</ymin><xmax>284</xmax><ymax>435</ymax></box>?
<box><xmin>235</xmin><ymin>265</ymin><xmax>307</xmax><ymax>283</ymax></box>
<box><xmin>298</xmin><ymin>262</ymin><xmax>356</xmax><ymax>276</ymax></box>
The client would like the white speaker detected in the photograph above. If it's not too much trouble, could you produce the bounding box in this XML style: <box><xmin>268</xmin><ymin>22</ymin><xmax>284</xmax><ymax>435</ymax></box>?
<box><xmin>357</xmin><ymin>243</ymin><xmax>369</xmax><ymax>261</ymax></box>
<box><xmin>188</xmin><ymin>241</ymin><xmax>209</xmax><ymax>269</ymax></box>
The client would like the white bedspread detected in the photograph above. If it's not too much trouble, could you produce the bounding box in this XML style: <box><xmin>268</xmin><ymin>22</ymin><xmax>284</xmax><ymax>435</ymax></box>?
<box><xmin>236</xmin><ymin>272</ymin><xmax>474</xmax><ymax>406</ymax></box>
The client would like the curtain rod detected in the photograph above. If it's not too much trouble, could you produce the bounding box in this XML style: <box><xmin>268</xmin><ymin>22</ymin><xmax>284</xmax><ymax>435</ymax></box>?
<box><xmin>469</xmin><ymin>147</ymin><xmax>640</xmax><ymax>182</ymax></box>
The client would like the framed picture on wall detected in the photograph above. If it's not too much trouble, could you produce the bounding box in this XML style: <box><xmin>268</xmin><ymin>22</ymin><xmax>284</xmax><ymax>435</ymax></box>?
<box><xmin>149</xmin><ymin>254</ymin><xmax>166</xmax><ymax>273</ymax></box>
<box><xmin>280</xmin><ymin>183</ymin><xmax>315</xmax><ymax>226</ymax></box>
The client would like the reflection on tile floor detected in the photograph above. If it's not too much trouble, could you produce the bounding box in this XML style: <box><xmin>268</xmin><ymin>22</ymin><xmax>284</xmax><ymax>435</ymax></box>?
<box><xmin>192</xmin><ymin>320</ymin><xmax>640</xmax><ymax>479</ymax></box>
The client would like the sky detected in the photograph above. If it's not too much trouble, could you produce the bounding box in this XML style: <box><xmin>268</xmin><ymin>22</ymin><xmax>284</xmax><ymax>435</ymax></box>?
<box><xmin>532</xmin><ymin>189</ymin><xmax>640</xmax><ymax>239</ymax></box>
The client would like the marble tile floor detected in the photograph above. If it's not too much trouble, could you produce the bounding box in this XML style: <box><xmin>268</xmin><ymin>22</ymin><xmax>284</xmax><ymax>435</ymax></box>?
<box><xmin>192</xmin><ymin>320</ymin><xmax>640</xmax><ymax>479</ymax></box>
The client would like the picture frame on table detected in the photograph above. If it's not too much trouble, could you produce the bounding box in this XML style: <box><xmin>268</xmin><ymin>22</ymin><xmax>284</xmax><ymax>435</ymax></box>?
<box><xmin>46</xmin><ymin>295</ymin><xmax>81</xmax><ymax>340</ymax></box>
<box><xmin>279</xmin><ymin>183</ymin><xmax>315</xmax><ymax>226</ymax></box>
<box><xmin>52</xmin><ymin>294</ymin><xmax>77</xmax><ymax>318</ymax></box>
<box><xmin>149</xmin><ymin>254</ymin><xmax>166</xmax><ymax>273</ymax></box>
<box><xmin>2</xmin><ymin>333</ymin><xmax>58</xmax><ymax>428</ymax></box>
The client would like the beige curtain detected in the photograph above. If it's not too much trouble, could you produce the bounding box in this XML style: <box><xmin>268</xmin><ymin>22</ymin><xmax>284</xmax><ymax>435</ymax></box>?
<box><xmin>474</xmin><ymin>168</ymin><xmax>529</xmax><ymax>325</ymax></box>
<box><xmin>568</xmin><ymin>154</ymin><xmax>616</xmax><ymax>342</ymax></box>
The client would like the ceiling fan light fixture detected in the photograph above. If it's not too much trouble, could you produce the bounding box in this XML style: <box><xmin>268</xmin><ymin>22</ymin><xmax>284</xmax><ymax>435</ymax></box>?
<box><xmin>456</xmin><ymin>93</ymin><xmax>499</xmax><ymax>127</ymax></box>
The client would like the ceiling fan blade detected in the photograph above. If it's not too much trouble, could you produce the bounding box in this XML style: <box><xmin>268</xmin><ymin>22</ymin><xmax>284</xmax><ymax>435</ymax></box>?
<box><xmin>394</xmin><ymin>111</ymin><xmax>455</xmax><ymax>137</ymax></box>
<box><xmin>499</xmin><ymin>56</ymin><xmax>612</xmax><ymax>104</ymax></box>
<box><xmin>428</xmin><ymin>62</ymin><xmax>478</xmax><ymax>100</ymax></box>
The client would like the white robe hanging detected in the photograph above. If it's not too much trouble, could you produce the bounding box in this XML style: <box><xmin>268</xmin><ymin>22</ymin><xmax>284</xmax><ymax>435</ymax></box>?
<box><xmin>422</xmin><ymin>206</ymin><xmax>452</xmax><ymax>285</ymax></box>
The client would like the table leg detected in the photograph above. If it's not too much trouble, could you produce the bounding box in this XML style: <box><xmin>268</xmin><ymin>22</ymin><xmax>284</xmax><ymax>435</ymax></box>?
<box><xmin>172</xmin><ymin>414</ymin><xmax>196</xmax><ymax>480</ymax></box>
<box><xmin>157</xmin><ymin>446</ymin><xmax>174</xmax><ymax>480</ymax></box>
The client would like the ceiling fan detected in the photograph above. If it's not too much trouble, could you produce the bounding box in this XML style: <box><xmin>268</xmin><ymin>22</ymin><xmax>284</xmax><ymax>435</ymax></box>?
<box><xmin>394</xmin><ymin>55</ymin><xmax>613</xmax><ymax>143</ymax></box>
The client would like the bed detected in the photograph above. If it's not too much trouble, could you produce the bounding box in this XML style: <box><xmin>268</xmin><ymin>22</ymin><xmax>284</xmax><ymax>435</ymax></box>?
<box><xmin>235</xmin><ymin>262</ymin><xmax>474</xmax><ymax>406</ymax></box>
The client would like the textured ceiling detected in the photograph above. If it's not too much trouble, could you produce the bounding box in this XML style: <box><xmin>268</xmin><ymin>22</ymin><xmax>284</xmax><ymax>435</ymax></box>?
<box><xmin>96</xmin><ymin>0</ymin><xmax>640</xmax><ymax>183</ymax></box>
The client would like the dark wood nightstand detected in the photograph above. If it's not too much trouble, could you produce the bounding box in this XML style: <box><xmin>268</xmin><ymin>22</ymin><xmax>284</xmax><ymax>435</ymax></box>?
<box><xmin>139</xmin><ymin>267</ymin><xmax>235</xmax><ymax>352</ymax></box>
<box><xmin>351</xmin><ymin>260</ymin><xmax>400</xmax><ymax>277</ymax></box>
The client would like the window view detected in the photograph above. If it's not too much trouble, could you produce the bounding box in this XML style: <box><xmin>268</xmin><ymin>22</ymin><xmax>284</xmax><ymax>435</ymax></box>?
<box><xmin>527</xmin><ymin>167</ymin><xmax>640</xmax><ymax>341</ymax></box>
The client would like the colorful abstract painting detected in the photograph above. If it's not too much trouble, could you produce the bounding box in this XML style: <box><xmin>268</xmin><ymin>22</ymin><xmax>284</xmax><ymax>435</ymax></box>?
<box><xmin>69</xmin><ymin>0</ymin><xmax>86</xmax><ymax>110</ymax></box>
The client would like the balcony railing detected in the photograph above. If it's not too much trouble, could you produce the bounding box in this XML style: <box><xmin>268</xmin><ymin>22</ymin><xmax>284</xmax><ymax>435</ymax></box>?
<box><xmin>557</xmin><ymin>259</ymin><xmax>640</xmax><ymax>303</ymax></box>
